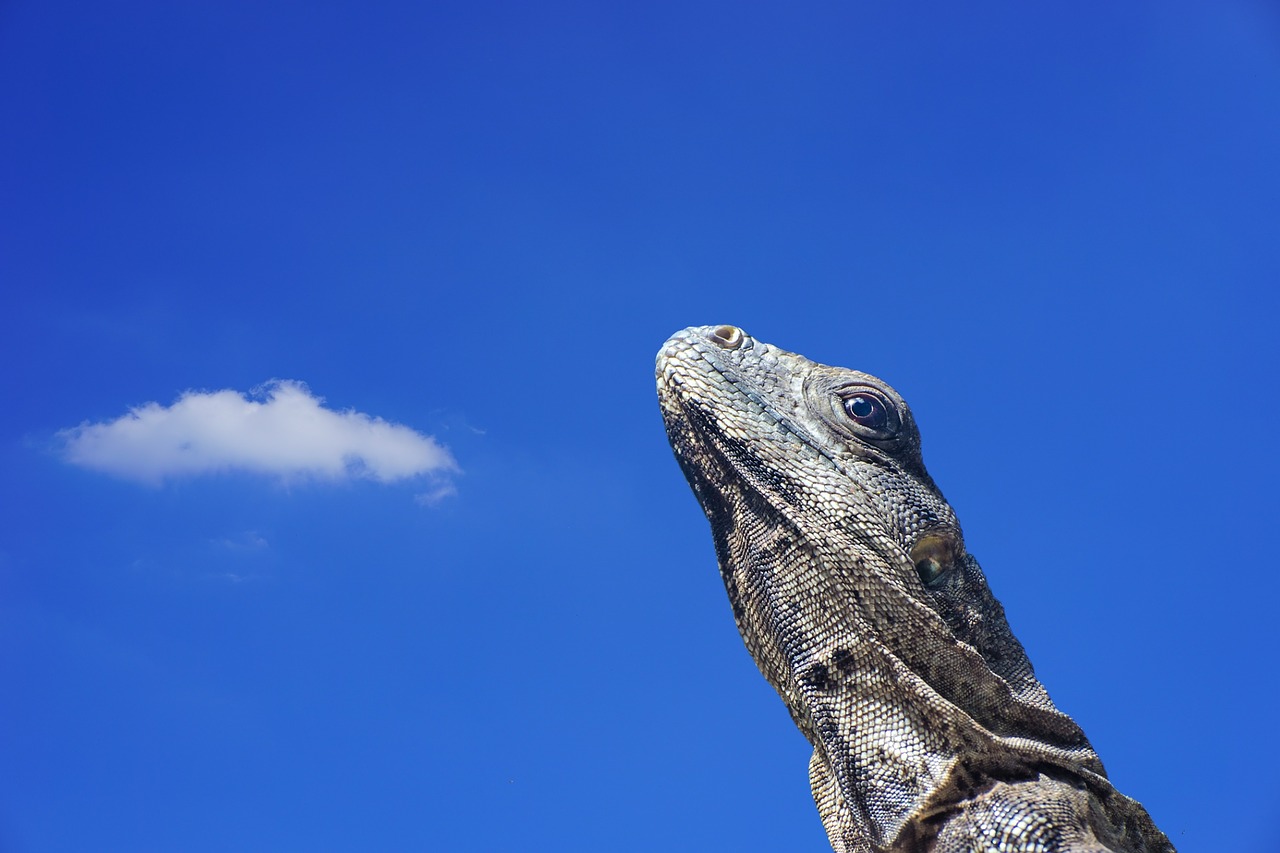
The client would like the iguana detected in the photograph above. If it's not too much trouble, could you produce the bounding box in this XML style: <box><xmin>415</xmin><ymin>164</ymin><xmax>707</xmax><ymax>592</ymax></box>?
<box><xmin>656</xmin><ymin>325</ymin><xmax>1173</xmax><ymax>853</ymax></box>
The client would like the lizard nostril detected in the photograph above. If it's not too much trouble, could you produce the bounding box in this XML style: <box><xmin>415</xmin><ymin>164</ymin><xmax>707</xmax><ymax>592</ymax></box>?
<box><xmin>710</xmin><ymin>325</ymin><xmax>744</xmax><ymax>349</ymax></box>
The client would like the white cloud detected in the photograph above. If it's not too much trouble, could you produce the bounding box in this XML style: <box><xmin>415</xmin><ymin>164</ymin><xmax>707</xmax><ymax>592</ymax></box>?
<box><xmin>414</xmin><ymin>482</ymin><xmax>459</xmax><ymax>506</ymax></box>
<box><xmin>213</xmin><ymin>531</ymin><xmax>270</xmax><ymax>551</ymax></box>
<box><xmin>58</xmin><ymin>380</ymin><xmax>458</xmax><ymax>488</ymax></box>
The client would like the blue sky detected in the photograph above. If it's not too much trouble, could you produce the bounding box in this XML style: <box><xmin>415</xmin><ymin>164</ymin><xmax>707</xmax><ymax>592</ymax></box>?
<box><xmin>2</xmin><ymin>2</ymin><xmax>1278</xmax><ymax>851</ymax></box>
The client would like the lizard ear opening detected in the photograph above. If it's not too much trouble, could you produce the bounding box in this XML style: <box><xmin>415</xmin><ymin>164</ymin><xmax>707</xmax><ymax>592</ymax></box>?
<box><xmin>910</xmin><ymin>532</ymin><xmax>959</xmax><ymax>587</ymax></box>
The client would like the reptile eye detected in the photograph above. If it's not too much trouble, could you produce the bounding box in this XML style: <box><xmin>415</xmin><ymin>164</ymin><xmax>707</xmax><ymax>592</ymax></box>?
<box><xmin>842</xmin><ymin>393</ymin><xmax>889</xmax><ymax>430</ymax></box>
<box><xmin>824</xmin><ymin>383</ymin><xmax>902</xmax><ymax>442</ymax></box>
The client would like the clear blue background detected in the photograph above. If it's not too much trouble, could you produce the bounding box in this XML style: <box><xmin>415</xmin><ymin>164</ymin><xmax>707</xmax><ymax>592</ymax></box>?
<box><xmin>3</xmin><ymin>2</ymin><xmax>1278</xmax><ymax>850</ymax></box>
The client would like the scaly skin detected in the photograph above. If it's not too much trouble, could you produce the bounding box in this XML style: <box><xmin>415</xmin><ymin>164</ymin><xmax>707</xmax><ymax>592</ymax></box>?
<box><xmin>656</xmin><ymin>325</ymin><xmax>1172</xmax><ymax>853</ymax></box>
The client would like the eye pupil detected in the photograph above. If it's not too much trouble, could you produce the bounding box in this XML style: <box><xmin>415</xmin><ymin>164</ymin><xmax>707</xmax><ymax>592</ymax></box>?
<box><xmin>843</xmin><ymin>394</ymin><xmax>887</xmax><ymax>429</ymax></box>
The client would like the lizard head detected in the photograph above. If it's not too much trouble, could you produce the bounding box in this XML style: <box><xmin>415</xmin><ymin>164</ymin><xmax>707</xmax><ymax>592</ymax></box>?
<box><xmin>657</xmin><ymin>325</ymin><xmax>1099</xmax><ymax>846</ymax></box>
<box><xmin>657</xmin><ymin>324</ymin><xmax>963</xmax><ymax>593</ymax></box>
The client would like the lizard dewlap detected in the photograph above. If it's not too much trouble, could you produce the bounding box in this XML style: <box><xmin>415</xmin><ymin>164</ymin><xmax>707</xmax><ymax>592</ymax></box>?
<box><xmin>656</xmin><ymin>325</ymin><xmax>1174</xmax><ymax>853</ymax></box>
